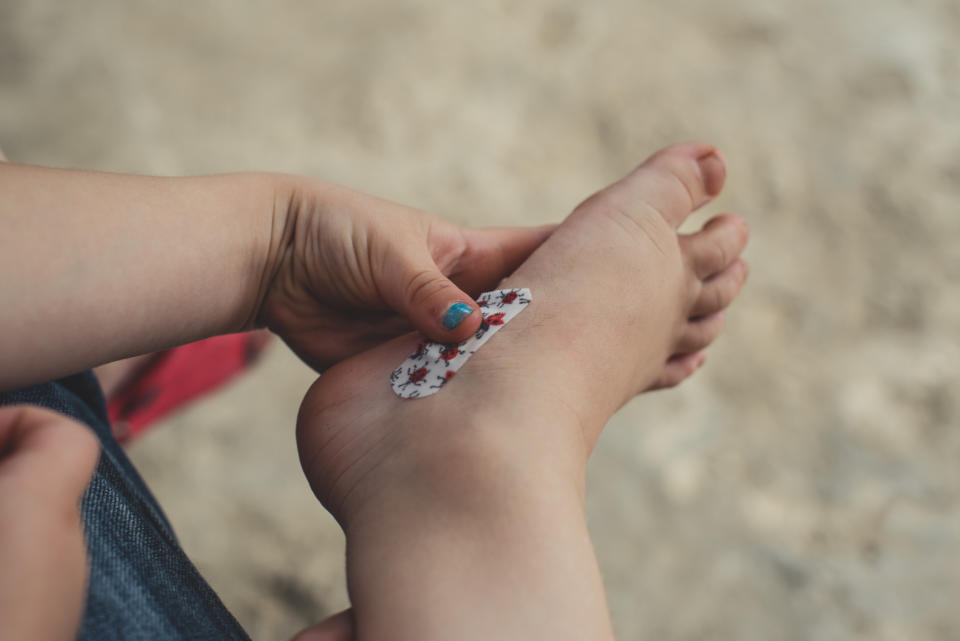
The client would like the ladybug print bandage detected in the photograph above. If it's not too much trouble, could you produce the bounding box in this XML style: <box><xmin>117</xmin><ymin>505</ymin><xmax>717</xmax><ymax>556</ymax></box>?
<box><xmin>390</xmin><ymin>288</ymin><xmax>532</xmax><ymax>399</ymax></box>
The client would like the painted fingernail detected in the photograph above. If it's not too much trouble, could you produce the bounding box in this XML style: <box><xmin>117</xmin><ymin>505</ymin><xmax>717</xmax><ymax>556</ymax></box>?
<box><xmin>442</xmin><ymin>302</ymin><xmax>475</xmax><ymax>329</ymax></box>
<box><xmin>697</xmin><ymin>152</ymin><xmax>726</xmax><ymax>197</ymax></box>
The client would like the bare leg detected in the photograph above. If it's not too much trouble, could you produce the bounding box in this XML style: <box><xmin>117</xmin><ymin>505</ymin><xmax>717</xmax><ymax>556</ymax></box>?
<box><xmin>296</xmin><ymin>143</ymin><xmax>749</xmax><ymax>640</ymax></box>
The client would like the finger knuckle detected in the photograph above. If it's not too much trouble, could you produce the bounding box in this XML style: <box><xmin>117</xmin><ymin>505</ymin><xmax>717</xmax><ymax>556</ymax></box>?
<box><xmin>405</xmin><ymin>269</ymin><xmax>450</xmax><ymax>306</ymax></box>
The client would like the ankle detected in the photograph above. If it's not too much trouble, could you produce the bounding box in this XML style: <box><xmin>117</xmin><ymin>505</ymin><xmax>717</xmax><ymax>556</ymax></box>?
<box><xmin>338</xmin><ymin>415</ymin><xmax>612</xmax><ymax>641</ymax></box>
<box><xmin>334</xmin><ymin>392</ymin><xmax>589</xmax><ymax>531</ymax></box>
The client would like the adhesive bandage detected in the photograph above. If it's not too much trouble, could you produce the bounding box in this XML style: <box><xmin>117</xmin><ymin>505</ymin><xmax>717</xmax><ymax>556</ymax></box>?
<box><xmin>390</xmin><ymin>288</ymin><xmax>532</xmax><ymax>399</ymax></box>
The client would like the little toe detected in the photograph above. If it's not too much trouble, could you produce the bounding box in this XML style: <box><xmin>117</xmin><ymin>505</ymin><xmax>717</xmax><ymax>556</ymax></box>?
<box><xmin>601</xmin><ymin>142</ymin><xmax>727</xmax><ymax>229</ymax></box>
<box><xmin>682</xmin><ymin>213</ymin><xmax>749</xmax><ymax>279</ymax></box>
<box><xmin>690</xmin><ymin>258</ymin><xmax>749</xmax><ymax>317</ymax></box>
<box><xmin>648</xmin><ymin>351</ymin><xmax>706</xmax><ymax>391</ymax></box>
<box><xmin>675</xmin><ymin>311</ymin><xmax>725</xmax><ymax>355</ymax></box>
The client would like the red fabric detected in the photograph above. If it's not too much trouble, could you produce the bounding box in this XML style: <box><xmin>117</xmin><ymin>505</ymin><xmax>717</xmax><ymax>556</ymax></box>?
<box><xmin>107</xmin><ymin>331</ymin><xmax>270</xmax><ymax>443</ymax></box>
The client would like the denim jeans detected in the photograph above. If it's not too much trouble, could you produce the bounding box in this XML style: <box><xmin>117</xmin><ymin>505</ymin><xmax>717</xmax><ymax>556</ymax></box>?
<box><xmin>0</xmin><ymin>373</ymin><xmax>250</xmax><ymax>641</ymax></box>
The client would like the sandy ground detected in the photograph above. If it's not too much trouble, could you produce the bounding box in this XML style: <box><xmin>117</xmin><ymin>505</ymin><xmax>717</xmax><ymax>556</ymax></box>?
<box><xmin>3</xmin><ymin>1</ymin><xmax>959</xmax><ymax>639</ymax></box>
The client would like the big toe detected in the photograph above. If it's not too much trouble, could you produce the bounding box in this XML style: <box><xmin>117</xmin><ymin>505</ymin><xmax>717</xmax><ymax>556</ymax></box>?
<box><xmin>602</xmin><ymin>142</ymin><xmax>727</xmax><ymax>229</ymax></box>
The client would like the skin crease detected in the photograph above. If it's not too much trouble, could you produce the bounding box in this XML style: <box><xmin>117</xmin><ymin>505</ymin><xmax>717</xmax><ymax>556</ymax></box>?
<box><xmin>0</xmin><ymin>143</ymin><xmax>748</xmax><ymax>641</ymax></box>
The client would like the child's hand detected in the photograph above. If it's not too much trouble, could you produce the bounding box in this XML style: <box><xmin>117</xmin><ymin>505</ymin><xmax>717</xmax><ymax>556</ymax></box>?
<box><xmin>256</xmin><ymin>178</ymin><xmax>554</xmax><ymax>370</ymax></box>
<box><xmin>0</xmin><ymin>165</ymin><xmax>552</xmax><ymax>388</ymax></box>
<box><xmin>0</xmin><ymin>406</ymin><xmax>99</xmax><ymax>641</ymax></box>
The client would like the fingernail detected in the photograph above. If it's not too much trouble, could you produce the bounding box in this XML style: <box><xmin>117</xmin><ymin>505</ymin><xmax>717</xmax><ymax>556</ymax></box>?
<box><xmin>697</xmin><ymin>152</ymin><xmax>726</xmax><ymax>197</ymax></box>
<box><xmin>442</xmin><ymin>302</ymin><xmax>475</xmax><ymax>330</ymax></box>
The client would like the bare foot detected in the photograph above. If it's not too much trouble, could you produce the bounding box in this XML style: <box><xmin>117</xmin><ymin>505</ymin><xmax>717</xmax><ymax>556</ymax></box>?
<box><xmin>296</xmin><ymin>143</ymin><xmax>748</xmax><ymax>641</ymax></box>
<box><xmin>297</xmin><ymin>142</ymin><xmax>748</xmax><ymax>520</ymax></box>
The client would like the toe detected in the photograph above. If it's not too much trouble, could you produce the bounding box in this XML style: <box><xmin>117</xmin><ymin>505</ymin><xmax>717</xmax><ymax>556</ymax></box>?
<box><xmin>690</xmin><ymin>258</ymin><xmax>749</xmax><ymax>317</ymax></box>
<box><xmin>605</xmin><ymin>142</ymin><xmax>727</xmax><ymax>229</ymax></box>
<box><xmin>682</xmin><ymin>213</ymin><xmax>749</xmax><ymax>279</ymax></box>
<box><xmin>675</xmin><ymin>311</ymin><xmax>725</xmax><ymax>354</ymax></box>
<box><xmin>647</xmin><ymin>351</ymin><xmax>707</xmax><ymax>391</ymax></box>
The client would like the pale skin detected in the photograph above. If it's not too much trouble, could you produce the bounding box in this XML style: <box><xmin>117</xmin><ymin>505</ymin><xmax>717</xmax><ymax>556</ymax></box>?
<box><xmin>0</xmin><ymin>143</ymin><xmax>747</xmax><ymax>640</ymax></box>
<box><xmin>0</xmin><ymin>162</ymin><xmax>555</xmax><ymax>391</ymax></box>
<box><xmin>295</xmin><ymin>142</ymin><xmax>748</xmax><ymax>640</ymax></box>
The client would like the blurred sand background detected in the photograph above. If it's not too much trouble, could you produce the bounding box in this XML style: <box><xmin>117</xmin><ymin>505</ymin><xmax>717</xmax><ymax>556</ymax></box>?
<box><xmin>3</xmin><ymin>1</ymin><xmax>959</xmax><ymax>639</ymax></box>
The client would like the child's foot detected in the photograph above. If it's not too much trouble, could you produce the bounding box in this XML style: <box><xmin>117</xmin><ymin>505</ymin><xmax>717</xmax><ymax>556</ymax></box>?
<box><xmin>298</xmin><ymin>142</ymin><xmax>748</xmax><ymax>521</ymax></box>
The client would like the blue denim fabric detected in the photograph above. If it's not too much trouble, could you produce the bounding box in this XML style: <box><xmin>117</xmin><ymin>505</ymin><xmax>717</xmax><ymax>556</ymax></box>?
<box><xmin>0</xmin><ymin>372</ymin><xmax>250</xmax><ymax>641</ymax></box>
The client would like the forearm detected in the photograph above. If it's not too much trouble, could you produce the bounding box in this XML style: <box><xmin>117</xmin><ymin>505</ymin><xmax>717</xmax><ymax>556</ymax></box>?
<box><xmin>0</xmin><ymin>163</ymin><xmax>287</xmax><ymax>390</ymax></box>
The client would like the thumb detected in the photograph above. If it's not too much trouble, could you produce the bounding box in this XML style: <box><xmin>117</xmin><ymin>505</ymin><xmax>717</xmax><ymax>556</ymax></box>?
<box><xmin>389</xmin><ymin>249</ymin><xmax>482</xmax><ymax>344</ymax></box>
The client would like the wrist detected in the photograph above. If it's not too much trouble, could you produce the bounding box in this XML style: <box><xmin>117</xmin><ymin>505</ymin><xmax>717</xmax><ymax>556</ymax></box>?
<box><xmin>239</xmin><ymin>171</ymin><xmax>298</xmax><ymax>332</ymax></box>
<box><xmin>247</xmin><ymin>172</ymin><xmax>342</xmax><ymax>333</ymax></box>
<box><xmin>335</xmin><ymin>397</ymin><xmax>611</xmax><ymax>641</ymax></box>
<box><xmin>162</xmin><ymin>170</ymin><xmax>297</xmax><ymax>338</ymax></box>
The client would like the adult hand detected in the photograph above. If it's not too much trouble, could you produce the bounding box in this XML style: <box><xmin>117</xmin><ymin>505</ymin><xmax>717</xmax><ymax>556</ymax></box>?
<box><xmin>257</xmin><ymin>178</ymin><xmax>554</xmax><ymax>370</ymax></box>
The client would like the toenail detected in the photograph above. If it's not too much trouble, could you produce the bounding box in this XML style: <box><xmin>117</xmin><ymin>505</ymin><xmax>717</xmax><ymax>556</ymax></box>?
<box><xmin>442</xmin><ymin>302</ymin><xmax>475</xmax><ymax>330</ymax></box>
<box><xmin>696</xmin><ymin>153</ymin><xmax>726</xmax><ymax>197</ymax></box>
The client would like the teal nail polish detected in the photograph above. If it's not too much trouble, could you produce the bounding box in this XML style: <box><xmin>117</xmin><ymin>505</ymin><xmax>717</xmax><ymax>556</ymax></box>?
<box><xmin>442</xmin><ymin>302</ymin><xmax>474</xmax><ymax>329</ymax></box>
